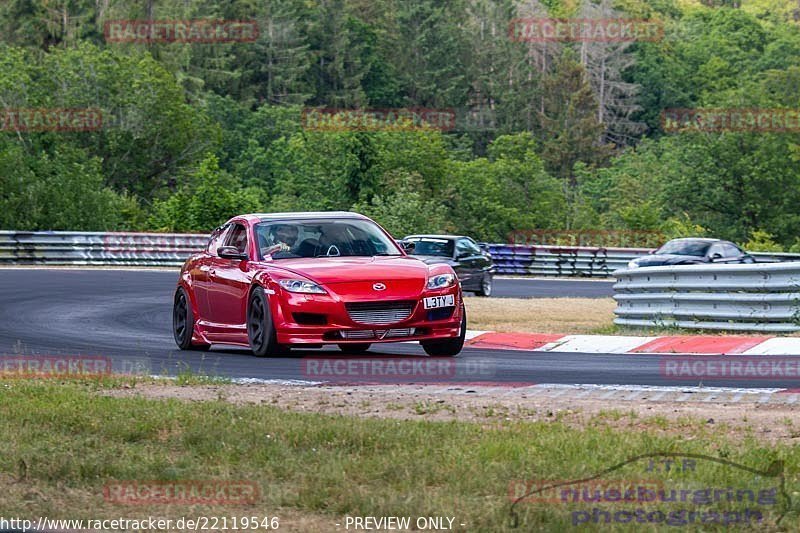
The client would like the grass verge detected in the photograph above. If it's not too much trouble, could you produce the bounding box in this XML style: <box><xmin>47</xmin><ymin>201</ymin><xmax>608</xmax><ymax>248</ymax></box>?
<box><xmin>1</xmin><ymin>379</ymin><xmax>798</xmax><ymax>531</ymax></box>
<box><xmin>465</xmin><ymin>297</ymin><xmax>616</xmax><ymax>334</ymax></box>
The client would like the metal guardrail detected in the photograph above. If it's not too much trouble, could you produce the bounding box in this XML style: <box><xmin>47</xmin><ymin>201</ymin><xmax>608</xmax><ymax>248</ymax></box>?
<box><xmin>613</xmin><ymin>263</ymin><xmax>800</xmax><ymax>332</ymax></box>
<box><xmin>0</xmin><ymin>231</ymin><xmax>207</xmax><ymax>266</ymax></box>
<box><xmin>486</xmin><ymin>244</ymin><xmax>646</xmax><ymax>277</ymax></box>
<box><xmin>2</xmin><ymin>231</ymin><xmax>800</xmax><ymax>277</ymax></box>
<box><xmin>487</xmin><ymin>244</ymin><xmax>800</xmax><ymax>277</ymax></box>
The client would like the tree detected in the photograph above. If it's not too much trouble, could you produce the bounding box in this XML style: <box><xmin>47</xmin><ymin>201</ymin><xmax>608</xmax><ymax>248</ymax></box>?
<box><xmin>352</xmin><ymin>170</ymin><xmax>451</xmax><ymax>237</ymax></box>
<box><xmin>536</xmin><ymin>52</ymin><xmax>613</xmax><ymax>200</ymax></box>
<box><xmin>149</xmin><ymin>154</ymin><xmax>263</xmax><ymax>232</ymax></box>
<box><xmin>576</xmin><ymin>0</ymin><xmax>647</xmax><ymax>146</ymax></box>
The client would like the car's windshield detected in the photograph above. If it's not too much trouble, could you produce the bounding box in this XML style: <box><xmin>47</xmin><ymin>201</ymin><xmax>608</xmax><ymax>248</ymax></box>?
<box><xmin>405</xmin><ymin>237</ymin><xmax>454</xmax><ymax>258</ymax></box>
<box><xmin>656</xmin><ymin>240</ymin><xmax>711</xmax><ymax>257</ymax></box>
<box><xmin>255</xmin><ymin>219</ymin><xmax>401</xmax><ymax>260</ymax></box>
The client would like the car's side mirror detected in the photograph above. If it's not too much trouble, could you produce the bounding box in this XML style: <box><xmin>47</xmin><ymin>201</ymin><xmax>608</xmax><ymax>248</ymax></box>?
<box><xmin>710</xmin><ymin>252</ymin><xmax>723</xmax><ymax>261</ymax></box>
<box><xmin>400</xmin><ymin>240</ymin><xmax>415</xmax><ymax>254</ymax></box>
<box><xmin>217</xmin><ymin>246</ymin><xmax>248</xmax><ymax>260</ymax></box>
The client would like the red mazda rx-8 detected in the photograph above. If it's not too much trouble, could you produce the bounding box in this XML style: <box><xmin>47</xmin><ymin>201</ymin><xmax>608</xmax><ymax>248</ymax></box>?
<box><xmin>173</xmin><ymin>212</ymin><xmax>466</xmax><ymax>356</ymax></box>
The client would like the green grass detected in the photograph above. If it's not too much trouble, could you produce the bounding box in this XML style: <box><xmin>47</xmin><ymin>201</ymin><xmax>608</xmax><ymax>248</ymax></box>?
<box><xmin>0</xmin><ymin>379</ymin><xmax>799</xmax><ymax>531</ymax></box>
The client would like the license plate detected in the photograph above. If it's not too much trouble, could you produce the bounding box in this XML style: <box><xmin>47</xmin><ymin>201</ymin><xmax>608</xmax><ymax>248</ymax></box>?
<box><xmin>423</xmin><ymin>294</ymin><xmax>455</xmax><ymax>309</ymax></box>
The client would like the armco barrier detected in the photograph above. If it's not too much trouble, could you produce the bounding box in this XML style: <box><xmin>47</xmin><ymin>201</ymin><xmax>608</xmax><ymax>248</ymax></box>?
<box><xmin>1</xmin><ymin>231</ymin><xmax>799</xmax><ymax>275</ymax></box>
<box><xmin>0</xmin><ymin>231</ymin><xmax>207</xmax><ymax>266</ymax></box>
<box><xmin>485</xmin><ymin>244</ymin><xmax>646</xmax><ymax>277</ymax></box>
<box><xmin>613</xmin><ymin>263</ymin><xmax>800</xmax><ymax>332</ymax></box>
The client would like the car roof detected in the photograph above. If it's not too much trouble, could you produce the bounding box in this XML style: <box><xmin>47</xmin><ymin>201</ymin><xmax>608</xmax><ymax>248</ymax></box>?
<box><xmin>666</xmin><ymin>238</ymin><xmax>723</xmax><ymax>243</ymax></box>
<box><xmin>242</xmin><ymin>211</ymin><xmax>370</xmax><ymax>223</ymax></box>
<box><xmin>404</xmin><ymin>234</ymin><xmax>466</xmax><ymax>241</ymax></box>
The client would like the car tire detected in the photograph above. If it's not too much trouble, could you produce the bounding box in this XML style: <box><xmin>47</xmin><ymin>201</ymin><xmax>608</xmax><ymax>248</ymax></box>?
<box><xmin>476</xmin><ymin>274</ymin><xmax>492</xmax><ymax>297</ymax></box>
<box><xmin>247</xmin><ymin>286</ymin><xmax>288</xmax><ymax>357</ymax></box>
<box><xmin>421</xmin><ymin>304</ymin><xmax>466</xmax><ymax>357</ymax></box>
<box><xmin>338</xmin><ymin>343</ymin><xmax>371</xmax><ymax>354</ymax></box>
<box><xmin>173</xmin><ymin>287</ymin><xmax>211</xmax><ymax>351</ymax></box>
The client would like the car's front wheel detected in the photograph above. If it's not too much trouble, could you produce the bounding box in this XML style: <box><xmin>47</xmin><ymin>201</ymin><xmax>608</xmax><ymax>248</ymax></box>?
<box><xmin>476</xmin><ymin>273</ymin><xmax>492</xmax><ymax>297</ymax></box>
<box><xmin>173</xmin><ymin>287</ymin><xmax>210</xmax><ymax>351</ymax></box>
<box><xmin>247</xmin><ymin>286</ymin><xmax>288</xmax><ymax>357</ymax></box>
<box><xmin>421</xmin><ymin>304</ymin><xmax>466</xmax><ymax>357</ymax></box>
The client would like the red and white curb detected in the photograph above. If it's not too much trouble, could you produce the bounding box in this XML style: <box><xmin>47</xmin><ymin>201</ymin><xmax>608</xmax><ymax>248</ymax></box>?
<box><xmin>465</xmin><ymin>331</ymin><xmax>800</xmax><ymax>355</ymax></box>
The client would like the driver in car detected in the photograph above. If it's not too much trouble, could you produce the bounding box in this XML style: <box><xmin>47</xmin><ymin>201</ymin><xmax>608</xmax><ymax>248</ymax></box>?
<box><xmin>261</xmin><ymin>224</ymin><xmax>299</xmax><ymax>257</ymax></box>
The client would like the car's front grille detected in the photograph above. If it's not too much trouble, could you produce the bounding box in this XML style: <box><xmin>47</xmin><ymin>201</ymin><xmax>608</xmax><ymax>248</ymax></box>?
<box><xmin>340</xmin><ymin>328</ymin><xmax>416</xmax><ymax>340</ymax></box>
<box><xmin>345</xmin><ymin>301</ymin><xmax>415</xmax><ymax>325</ymax></box>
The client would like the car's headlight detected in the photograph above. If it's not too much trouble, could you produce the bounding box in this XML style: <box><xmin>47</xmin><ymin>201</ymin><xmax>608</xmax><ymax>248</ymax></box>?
<box><xmin>278</xmin><ymin>279</ymin><xmax>326</xmax><ymax>294</ymax></box>
<box><xmin>627</xmin><ymin>260</ymin><xmax>639</xmax><ymax>269</ymax></box>
<box><xmin>427</xmin><ymin>273</ymin><xmax>456</xmax><ymax>290</ymax></box>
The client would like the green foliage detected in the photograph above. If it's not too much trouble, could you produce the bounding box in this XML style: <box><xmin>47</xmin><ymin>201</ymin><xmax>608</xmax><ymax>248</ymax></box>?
<box><xmin>149</xmin><ymin>155</ymin><xmax>263</xmax><ymax>232</ymax></box>
<box><xmin>0</xmin><ymin>0</ymin><xmax>797</xmax><ymax>245</ymax></box>
<box><xmin>352</xmin><ymin>171</ymin><xmax>451</xmax><ymax>237</ymax></box>
<box><xmin>660</xmin><ymin>215</ymin><xmax>708</xmax><ymax>240</ymax></box>
<box><xmin>742</xmin><ymin>229</ymin><xmax>784</xmax><ymax>252</ymax></box>
<box><xmin>0</xmin><ymin>143</ymin><xmax>135</xmax><ymax>230</ymax></box>
<box><xmin>449</xmin><ymin>134</ymin><xmax>567</xmax><ymax>241</ymax></box>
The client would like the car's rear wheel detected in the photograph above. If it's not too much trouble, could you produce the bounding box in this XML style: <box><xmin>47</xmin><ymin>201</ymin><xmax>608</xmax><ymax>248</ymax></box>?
<box><xmin>476</xmin><ymin>273</ymin><xmax>492</xmax><ymax>297</ymax></box>
<box><xmin>421</xmin><ymin>304</ymin><xmax>466</xmax><ymax>357</ymax></box>
<box><xmin>173</xmin><ymin>288</ymin><xmax>210</xmax><ymax>351</ymax></box>
<box><xmin>338</xmin><ymin>343</ymin><xmax>371</xmax><ymax>354</ymax></box>
<box><xmin>247</xmin><ymin>286</ymin><xmax>288</xmax><ymax>357</ymax></box>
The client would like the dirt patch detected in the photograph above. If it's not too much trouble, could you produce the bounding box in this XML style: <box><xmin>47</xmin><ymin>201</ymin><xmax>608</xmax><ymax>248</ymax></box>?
<box><xmin>102</xmin><ymin>382</ymin><xmax>800</xmax><ymax>445</ymax></box>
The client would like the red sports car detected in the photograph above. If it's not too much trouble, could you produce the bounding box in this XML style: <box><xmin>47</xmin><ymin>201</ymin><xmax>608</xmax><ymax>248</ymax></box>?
<box><xmin>173</xmin><ymin>212</ymin><xmax>466</xmax><ymax>356</ymax></box>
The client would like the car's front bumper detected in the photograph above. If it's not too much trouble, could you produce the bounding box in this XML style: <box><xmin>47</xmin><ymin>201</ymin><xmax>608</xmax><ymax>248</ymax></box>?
<box><xmin>271</xmin><ymin>288</ymin><xmax>463</xmax><ymax>345</ymax></box>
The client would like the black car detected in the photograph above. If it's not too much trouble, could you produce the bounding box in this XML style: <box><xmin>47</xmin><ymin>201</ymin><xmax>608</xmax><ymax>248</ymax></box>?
<box><xmin>402</xmin><ymin>235</ymin><xmax>494</xmax><ymax>296</ymax></box>
<box><xmin>627</xmin><ymin>238</ymin><xmax>755</xmax><ymax>269</ymax></box>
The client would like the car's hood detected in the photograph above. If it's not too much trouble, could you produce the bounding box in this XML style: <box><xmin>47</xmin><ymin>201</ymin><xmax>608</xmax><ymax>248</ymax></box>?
<box><xmin>269</xmin><ymin>256</ymin><xmax>432</xmax><ymax>299</ymax></box>
<box><xmin>634</xmin><ymin>254</ymin><xmax>704</xmax><ymax>267</ymax></box>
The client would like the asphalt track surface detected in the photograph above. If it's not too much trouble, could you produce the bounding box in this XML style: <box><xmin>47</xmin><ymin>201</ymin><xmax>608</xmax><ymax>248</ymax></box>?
<box><xmin>491</xmin><ymin>277</ymin><xmax>614</xmax><ymax>298</ymax></box>
<box><xmin>0</xmin><ymin>268</ymin><xmax>791</xmax><ymax>389</ymax></box>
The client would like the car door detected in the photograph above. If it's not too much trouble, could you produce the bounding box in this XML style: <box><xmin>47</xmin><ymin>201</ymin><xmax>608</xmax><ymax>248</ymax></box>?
<box><xmin>708</xmin><ymin>242</ymin><xmax>742</xmax><ymax>264</ymax></box>
<box><xmin>706</xmin><ymin>243</ymin><xmax>726</xmax><ymax>263</ymax></box>
<box><xmin>454</xmin><ymin>238</ymin><xmax>480</xmax><ymax>290</ymax></box>
<box><xmin>192</xmin><ymin>224</ymin><xmax>230</xmax><ymax>322</ymax></box>
<box><xmin>206</xmin><ymin>222</ymin><xmax>252</xmax><ymax>329</ymax></box>
<box><xmin>466</xmin><ymin>237</ymin><xmax>492</xmax><ymax>278</ymax></box>
<box><xmin>722</xmin><ymin>242</ymin><xmax>750</xmax><ymax>263</ymax></box>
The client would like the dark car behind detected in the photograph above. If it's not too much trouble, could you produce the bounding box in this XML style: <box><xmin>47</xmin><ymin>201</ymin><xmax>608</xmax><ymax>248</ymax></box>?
<box><xmin>627</xmin><ymin>238</ymin><xmax>754</xmax><ymax>269</ymax></box>
<box><xmin>402</xmin><ymin>235</ymin><xmax>494</xmax><ymax>296</ymax></box>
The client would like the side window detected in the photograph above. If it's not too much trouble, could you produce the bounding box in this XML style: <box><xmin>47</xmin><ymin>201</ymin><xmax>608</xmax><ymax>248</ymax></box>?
<box><xmin>456</xmin><ymin>239</ymin><xmax>473</xmax><ymax>258</ymax></box>
<box><xmin>224</xmin><ymin>224</ymin><xmax>249</xmax><ymax>255</ymax></box>
<box><xmin>207</xmin><ymin>224</ymin><xmax>230</xmax><ymax>255</ymax></box>
<box><xmin>723</xmin><ymin>243</ymin><xmax>741</xmax><ymax>257</ymax></box>
<box><xmin>708</xmin><ymin>243</ymin><xmax>724</xmax><ymax>257</ymax></box>
<box><xmin>464</xmin><ymin>238</ymin><xmax>482</xmax><ymax>255</ymax></box>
